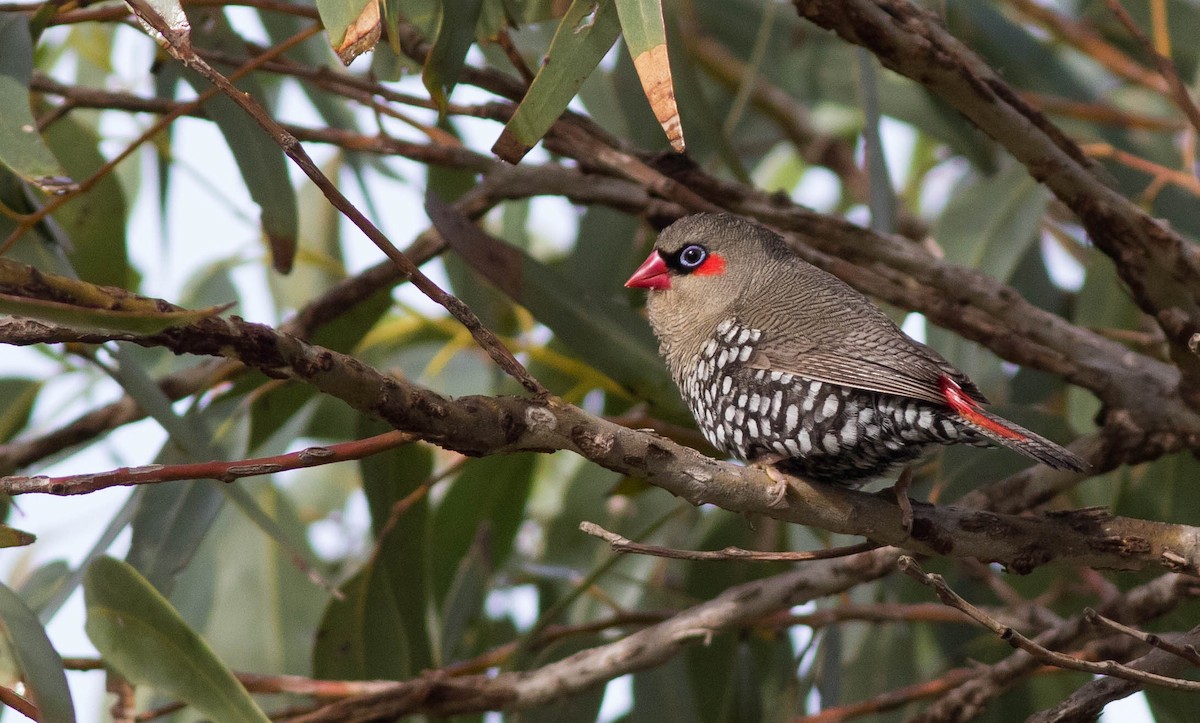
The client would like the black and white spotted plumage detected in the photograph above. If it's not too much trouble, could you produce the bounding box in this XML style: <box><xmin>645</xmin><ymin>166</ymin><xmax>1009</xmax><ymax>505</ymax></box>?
<box><xmin>626</xmin><ymin>213</ymin><xmax>1085</xmax><ymax>484</ymax></box>
<box><xmin>683</xmin><ymin>319</ymin><xmax>986</xmax><ymax>484</ymax></box>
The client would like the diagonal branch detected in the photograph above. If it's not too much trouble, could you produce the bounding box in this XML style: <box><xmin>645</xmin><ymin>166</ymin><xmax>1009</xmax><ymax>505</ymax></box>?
<box><xmin>906</xmin><ymin>571</ymin><xmax>1200</xmax><ymax>721</ymax></box>
<box><xmin>791</xmin><ymin>0</ymin><xmax>1200</xmax><ymax>404</ymax></box>
<box><xmin>900</xmin><ymin>557</ymin><xmax>1200</xmax><ymax>692</ymax></box>
<box><xmin>283</xmin><ymin>552</ymin><xmax>899</xmax><ymax>721</ymax></box>
<box><xmin>1027</xmin><ymin>625</ymin><xmax>1200</xmax><ymax>723</ymax></box>
<box><xmin>122</xmin><ymin>0</ymin><xmax>546</xmax><ymax>397</ymax></box>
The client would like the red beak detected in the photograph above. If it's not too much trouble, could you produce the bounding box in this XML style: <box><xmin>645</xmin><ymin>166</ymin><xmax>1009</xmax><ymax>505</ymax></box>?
<box><xmin>625</xmin><ymin>251</ymin><xmax>671</xmax><ymax>290</ymax></box>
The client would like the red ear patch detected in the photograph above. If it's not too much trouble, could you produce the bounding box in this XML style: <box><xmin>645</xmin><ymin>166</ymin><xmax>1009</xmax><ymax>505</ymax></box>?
<box><xmin>694</xmin><ymin>252</ymin><xmax>726</xmax><ymax>277</ymax></box>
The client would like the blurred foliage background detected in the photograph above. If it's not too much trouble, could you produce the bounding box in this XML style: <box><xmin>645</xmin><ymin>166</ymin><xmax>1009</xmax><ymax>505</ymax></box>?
<box><xmin>0</xmin><ymin>0</ymin><xmax>1198</xmax><ymax>721</ymax></box>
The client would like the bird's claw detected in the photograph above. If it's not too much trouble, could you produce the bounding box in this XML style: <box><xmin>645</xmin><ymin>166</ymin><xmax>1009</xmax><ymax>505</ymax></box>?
<box><xmin>891</xmin><ymin>466</ymin><xmax>915</xmax><ymax>536</ymax></box>
<box><xmin>755</xmin><ymin>462</ymin><xmax>792</xmax><ymax>509</ymax></box>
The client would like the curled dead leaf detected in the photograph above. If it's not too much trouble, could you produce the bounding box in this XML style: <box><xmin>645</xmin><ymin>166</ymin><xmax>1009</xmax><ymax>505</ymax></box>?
<box><xmin>633</xmin><ymin>44</ymin><xmax>684</xmax><ymax>152</ymax></box>
<box><xmin>335</xmin><ymin>0</ymin><xmax>381</xmax><ymax>65</ymax></box>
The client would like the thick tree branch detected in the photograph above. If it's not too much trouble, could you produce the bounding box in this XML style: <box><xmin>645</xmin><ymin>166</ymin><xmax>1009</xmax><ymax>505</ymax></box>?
<box><xmin>2</xmin><ymin>315</ymin><xmax>1197</xmax><ymax>574</ymax></box>
<box><xmin>791</xmin><ymin>0</ymin><xmax>1200</xmax><ymax>404</ymax></box>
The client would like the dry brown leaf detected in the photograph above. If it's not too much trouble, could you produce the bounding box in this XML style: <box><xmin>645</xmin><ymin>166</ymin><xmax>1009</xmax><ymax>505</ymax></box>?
<box><xmin>633</xmin><ymin>43</ymin><xmax>684</xmax><ymax>152</ymax></box>
<box><xmin>335</xmin><ymin>0</ymin><xmax>381</xmax><ymax>66</ymax></box>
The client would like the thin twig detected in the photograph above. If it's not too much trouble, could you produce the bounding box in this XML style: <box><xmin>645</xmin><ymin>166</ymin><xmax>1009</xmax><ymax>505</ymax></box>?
<box><xmin>1104</xmin><ymin>0</ymin><xmax>1200</xmax><ymax>137</ymax></box>
<box><xmin>899</xmin><ymin>556</ymin><xmax>1200</xmax><ymax>692</ymax></box>
<box><xmin>0</xmin><ymin>684</ymin><xmax>39</xmax><ymax>720</ymax></box>
<box><xmin>797</xmin><ymin>667</ymin><xmax>977</xmax><ymax>723</ymax></box>
<box><xmin>0</xmin><ymin>23</ymin><xmax>322</xmax><ymax>254</ymax></box>
<box><xmin>123</xmin><ymin>0</ymin><xmax>547</xmax><ymax>397</ymax></box>
<box><xmin>1</xmin><ymin>431</ymin><xmax>417</xmax><ymax>495</ymax></box>
<box><xmin>1085</xmin><ymin>607</ymin><xmax>1200</xmax><ymax>666</ymax></box>
<box><xmin>581</xmin><ymin>520</ymin><xmax>881</xmax><ymax>562</ymax></box>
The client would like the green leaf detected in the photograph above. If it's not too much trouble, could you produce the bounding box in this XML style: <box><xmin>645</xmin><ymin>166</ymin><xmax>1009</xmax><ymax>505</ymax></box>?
<box><xmin>0</xmin><ymin>13</ymin><xmax>74</xmax><ymax>194</ymax></box>
<box><xmin>15</xmin><ymin>562</ymin><xmax>70</xmax><ymax>617</ymax></box>
<box><xmin>0</xmin><ymin>378</ymin><xmax>40</xmax><ymax>443</ymax></box>
<box><xmin>318</xmin><ymin>0</ymin><xmax>382</xmax><ymax>64</ymax></box>
<box><xmin>0</xmin><ymin>582</ymin><xmax>74</xmax><ymax>723</ymax></box>
<box><xmin>181</xmin><ymin>8</ymin><xmax>298</xmax><ymax>273</ymax></box>
<box><xmin>614</xmin><ymin>0</ymin><xmax>683</xmax><ymax>151</ymax></box>
<box><xmin>429</xmin><ymin>198</ymin><xmax>688</xmax><ymax>421</ymax></box>
<box><xmin>127</xmin><ymin>481</ymin><xmax>226</xmax><ymax>597</ymax></box>
<box><xmin>430</xmin><ymin>454</ymin><xmax>535</xmax><ymax>605</ymax></box>
<box><xmin>186</xmin><ymin>482</ymin><xmax>327</xmax><ymax>674</ymax></box>
<box><xmin>423</xmin><ymin>0</ymin><xmax>485</xmax><ymax>114</ymax></box>
<box><xmin>492</xmin><ymin>0</ymin><xmax>621</xmax><ymax>162</ymax></box>
<box><xmin>0</xmin><ymin>292</ymin><xmax>229</xmax><ymax>333</ymax></box>
<box><xmin>313</xmin><ymin>432</ymin><xmax>433</xmax><ymax>679</ymax></box>
<box><xmin>41</xmin><ymin>113</ymin><xmax>131</xmax><ymax>289</ymax></box>
<box><xmin>438</xmin><ymin>528</ymin><xmax>492</xmax><ymax>661</ymax></box>
<box><xmin>933</xmin><ymin>159</ymin><xmax>1050</xmax><ymax>283</ymax></box>
<box><xmin>0</xmin><ymin>525</ymin><xmax>34</xmax><ymax>548</ymax></box>
<box><xmin>84</xmin><ymin>557</ymin><xmax>269</xmax><ymax>723</ymax></box>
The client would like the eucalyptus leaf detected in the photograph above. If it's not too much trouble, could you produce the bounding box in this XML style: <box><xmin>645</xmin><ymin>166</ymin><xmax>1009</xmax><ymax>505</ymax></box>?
<box><xmin>0</xmin><ymin>582</ymin><xmax>74</xmax><ymax>723</ymax></box>
<box><xmin>492</xmin><ymin>0</ymin><xmax>621</xmax><ymax>162</ymax></box>
<box><xmin>0</xmin><ymin>13</ymin><xmax>73</xmax><ymax>193</ymax></box>
<box><xmin>84</xmin><ymin>557</ymin><xmax>269</xmax><ymax>723</ymax></box>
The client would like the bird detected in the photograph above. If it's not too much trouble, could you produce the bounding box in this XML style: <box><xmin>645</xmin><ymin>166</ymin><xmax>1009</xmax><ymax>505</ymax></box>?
<box><xmin>624</xmin><ymin>213</ymin><xmax>1085</xmax><ymax>492</ymax></box>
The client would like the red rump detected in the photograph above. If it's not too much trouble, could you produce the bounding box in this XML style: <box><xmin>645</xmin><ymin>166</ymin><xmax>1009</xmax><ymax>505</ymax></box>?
<box><xmin>938</xmin><ymin>375</ymin><xmax>1025</xmax><ymax>441</ymax></box>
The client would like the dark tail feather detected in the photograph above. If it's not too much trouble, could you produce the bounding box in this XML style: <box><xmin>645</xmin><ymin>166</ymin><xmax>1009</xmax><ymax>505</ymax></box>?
<box><xmin>956</xmin><ymin>409</ymin><xmax>1087</xmax><ymax>472</ymax></box>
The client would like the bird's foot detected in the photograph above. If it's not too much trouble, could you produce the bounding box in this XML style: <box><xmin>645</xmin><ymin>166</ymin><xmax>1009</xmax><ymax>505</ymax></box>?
<box><xmin>890</xmin><ymin>466</ymin><xmax>915</xmax><ymax>536</ymax></box>
<box><xmin>750</xmin><ymin>455</ymin><xmax>792</xmax><ymax>509</ymax></box>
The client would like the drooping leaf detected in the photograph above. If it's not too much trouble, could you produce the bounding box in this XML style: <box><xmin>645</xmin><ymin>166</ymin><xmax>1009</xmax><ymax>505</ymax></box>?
<box><xmin>127</xmin><ymin>480</ymin><xmax>226</xmax><ymax>597</ymax></box>
<box><xmin>316</xmin><ymin>0</ymin><xmax>381</xmax><ymax>64</ymax></box>
<box><xmin>492</xmin><ymin>0</ymin><xmax>621</xmax><ymax>162</ymax></box>
<box><xmin>41</xmin><ymin>114</ymin><xmax>131</xmax><ymax>289</ymax></box>
<box><xmin>186</xmin><ymin>482</ymin><xmax>327</xmax><ymax>674</ymax></box>
<box><xmin>934</xmin><ymin>159</ymin><xmax>1050</xmax><ymax>284</ymax></box>
<box><xmin>0</xmin><ymin>378</ymin><xmax>40</xmax><ymax>444</ymax></box>
<box><xmin>430</xmin><ymin>454</ymin><xmax>535</xmax><ymax>605</ymax></box>
<box><xmin>83</xmin><ymin>557</ymin><xmax>269</xmax><ymax>723</ymax></box>
<box><xmin>423</xmin><ymin>0</ymin><xmax>485</xmax><ymax>114</ymax></box>
<box><xmin>438</xmin><ymin>527</ymin><xmax>493</xmax><ymax>661</ymax></box>
<box><xmin>614</xmin><ymin>0</ymin><xmax>683</xmax><ymax>151</ymax></box>
<box><xmin>313</xmin><ymin>433</ymin><xmax>433</xmax><ymax>679</ymax></box>
<box><xmin>181</xmin><ymin>8</ymin><xmax>298</xmax><ymax>273</ymax></box>
<box><xmin>0</xmin><ymin>13</ymin><xmax>74</xmax><ymax>194</ymax></box>
<box><xmin>0</xmin><ymin>582</ymin><xmax>74</xmax><ymax>723</ymax></box>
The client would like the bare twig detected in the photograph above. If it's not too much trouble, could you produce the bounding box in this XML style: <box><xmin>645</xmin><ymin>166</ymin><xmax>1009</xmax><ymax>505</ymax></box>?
<box><xmin>122</xmin><ymin>0</ymin><xmax>546</xmax><ymax>397</ymax></box>
<box><xmin>1</xmin><ymin>431</ymin><xmax>417</xmax><ymax>495</ymax></box>
<box><xmin>580</xmin><ymin>520</ymin><xmax>881</xmax><ymax>561</ymax></box>
<box><xmin>899</xmin><ymin>556</ymin><xmax>1200</xmax><ymax>692</ymax></box>
<box><xmin>1007</xmin><ymin>0</ymin><xmax>1169</xmax><ymax>93</ymax></box>
<box><xmin>792</xmin><ymin>0</ymin><xmax>1200</xmax><ymax>402</ymax></box>
<box><xmin>0</xmin><ymin>684</ymin><xmax>39</xmax><ymax>721</ymax></box>
<box><xmin>1</xmin><ymin>23</ymin><xmax>322</xmax><ymax>254</ymax></box>
<box><xmin>1085</xmin><ymin>607</ymin><xmax>1200</xmax><ymax>666</ymax></box>
<box><xmin>1028</xmin><ymin>624</ymin><xmax>1200</xmax><ymax>722</ymax></box>
<box><xmin>797</xmin><ymin>667</ymin><xmax>977</xmax><ymax>723</ymax></box>
<box><xmin>1104</xmin><ymin>0</ymin><xmax>1200</xmax><ymax>137</ymax></box>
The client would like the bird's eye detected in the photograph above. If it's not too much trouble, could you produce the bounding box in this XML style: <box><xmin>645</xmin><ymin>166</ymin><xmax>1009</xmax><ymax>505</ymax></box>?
<box><xmin>678</xmin><ymin>244</ymin><xmax>707</xmax><ymax>269</ymax></box>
